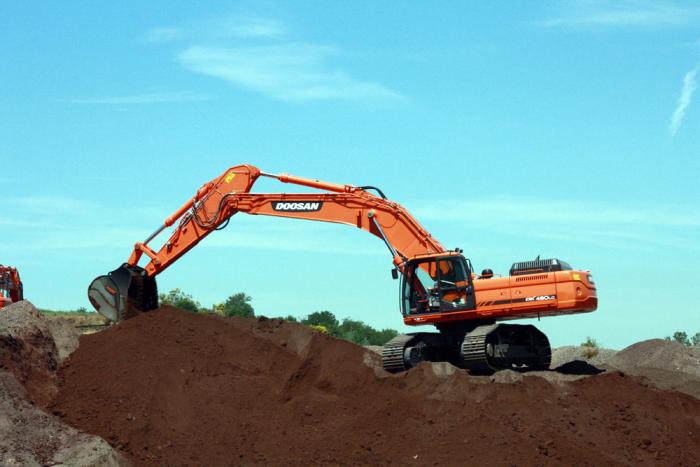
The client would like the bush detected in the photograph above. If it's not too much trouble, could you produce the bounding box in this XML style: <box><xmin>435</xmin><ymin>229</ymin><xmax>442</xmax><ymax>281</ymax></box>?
<box><xmin>581</xmin><ymin>336</ymin><xmax>599</xmax><ymax>359</ymax></box>
<box><xmin>310</xmin><ymin>324</ymin><xmax>329</xmax><ymax>334</ymax></box>
<box><xmin>693</xmin><ymin>332</ymin><xmax>700</xmax><ymax>347</ymax></box>
<box><xmin>159</xmin><ymin>288</ymin><xmax>200</xmax><ymax>313</ymax></box>
<box><xmin>221</xmin><ymin>293</ymin><xmax>254</xmax><ymax>318</ymax></box>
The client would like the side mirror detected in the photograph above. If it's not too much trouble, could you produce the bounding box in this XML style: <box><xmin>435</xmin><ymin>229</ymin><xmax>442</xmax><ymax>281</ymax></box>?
<box><xmin>391</xmin><ymin>268</ymin><xmax>398</xmax><ymax>280</ymax></box>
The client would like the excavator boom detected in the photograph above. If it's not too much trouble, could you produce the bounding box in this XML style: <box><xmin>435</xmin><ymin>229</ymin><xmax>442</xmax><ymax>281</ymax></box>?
<box><xmin>89</xmin><ymin>164</ymin><xmax>597</xmax><ymax>373</ymax></box>
<box><xmin>89</xmin><ymin>164</ymin><xmax>445</xmax><ymax>321</ymax></box>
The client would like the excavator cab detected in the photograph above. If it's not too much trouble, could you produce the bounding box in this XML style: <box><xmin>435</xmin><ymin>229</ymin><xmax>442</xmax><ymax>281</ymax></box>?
<box><xmin>401</xmin><ymin>254</ymin><xmax>476</xmax><ymax>316</ymax></box>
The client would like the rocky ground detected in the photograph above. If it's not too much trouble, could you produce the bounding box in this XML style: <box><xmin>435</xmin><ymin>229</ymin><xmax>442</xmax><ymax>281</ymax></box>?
<box><xmin>0</xmin><ymin>301</ymin><xmax>127</xmax><ymax>466</ymax></box>
<box><xmin>2</xmin><ymin>300</ymin><xmax>700</xmax><ymax>465</ymax></box>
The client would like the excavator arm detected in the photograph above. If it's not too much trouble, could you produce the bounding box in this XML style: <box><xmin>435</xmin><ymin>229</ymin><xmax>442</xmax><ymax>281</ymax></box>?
<box><xmin>89</xmin><ymin>164</ymin><xmax>447</xmax><ymax>321</ymax></box>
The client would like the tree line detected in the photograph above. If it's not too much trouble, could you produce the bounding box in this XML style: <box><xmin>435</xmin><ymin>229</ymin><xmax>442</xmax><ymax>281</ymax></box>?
<box><xmin>159</xmin><ymin>289</ymin><xmax>398</xmax><ymax>346</ymax></box>
<box><xmin>666</xmin><ymin>331</ymin><xmax>700</xmax><ymax>347</ymax></box>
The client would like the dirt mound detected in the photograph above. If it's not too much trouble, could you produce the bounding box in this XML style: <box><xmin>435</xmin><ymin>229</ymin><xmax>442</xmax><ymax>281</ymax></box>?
<box><xmin>0</xmin><ymin>301</ymin><xmax>127</xmax><ymax>466</ymax></box>
<box><xmin>52</xmin><ymin>306</ymin><xmax>700</xmax><ymax>466</ymax></box>
<box><xmin>0</xmin><ymin>300</ymin><xmax>79</xmax><ymax>404</ymax></box>
<box><xmin>605</xmin><ymin>339</ymin><xmax>700</xmax><ymax>400</ymax></box>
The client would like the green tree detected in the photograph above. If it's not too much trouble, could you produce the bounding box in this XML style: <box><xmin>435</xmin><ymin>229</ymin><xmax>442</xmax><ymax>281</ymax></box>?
<box><xmin>373</xmin><ymin>328</ymin><xmax>399</xmax><ymax>345</ymax></box>
<box><xmin>336</xmin><ymin>318</ymin><xmax>398</xmax><ymax>346</ymax></box>
<box><xmin>221</xmin><ymin>292</ymin><xmax>254</xmax><ymax>318</ymax></box>
<box><xmin>289</xmin><ymin>310</ymin><xmax>398</xmax><ymax>345</ymax></box>
<box><xmin>672</xmin><ymin>331</ymin><xmax>690</xmax><ymax>346</ymax></box>
<box><xmin>279</xmin><ymin>315</ymin><xmax>298</xmax><ymax>323</ymax></box>
<box><xmin>159</xmin><ymin>288</ymin><xmax>200</xmax><ymax>312</ymax></box>
<box><xmin>692</xmin><ymin>332</ymin><xmax>700</xmax><ymax>347</ymax></box>
<box><xmin>336</xmin><ymin>318</ymin><xmax>370</xmax><ymax>344</ymax></box>
<box><xmin>302</xmin><ymin>311</ymin><xmax>339</xmax><ymax>334</ymax></box>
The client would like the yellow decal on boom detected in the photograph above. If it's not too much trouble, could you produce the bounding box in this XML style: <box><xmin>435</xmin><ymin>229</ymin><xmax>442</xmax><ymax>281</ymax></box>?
<box><xmin>224</xmin><ymin>172</ymin><xmax>236</xmax><ymax>183</ymax></box>
<box><xmin>572</xmin><ymin>273</ymin><xmax>581</xmax><ymax>281</ymax></box>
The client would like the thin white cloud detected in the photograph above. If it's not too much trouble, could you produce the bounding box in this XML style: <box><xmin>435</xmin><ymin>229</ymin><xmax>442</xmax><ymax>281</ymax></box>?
<box><xmin>414</xmin><ymin>198</ymin><xmax>700</xmax><ymax>227</ymax></box>
<box><xmin>145</xmin><ymin>27</ymin><xmax>184</xmax><ymax>43</ymax></box>
<box><xmin>215</xmin><ymin>16</ymin><xmax>286</xmax><ymax>38</ymax></box>
<box><xmin>65</xmin><ymin>91</ymin><xmax>213</xmax><ymax>105</ymax></box>
<box><xmin>205</xmin><ymin>231</ymin><xmax>384</xmax><ymax>255</ymax></box>
<box><xmin>145</xmin><ymin>17</ymin><xmax>285</xmax><ymax>43</ymax></box>
<box><xmin>0</xmin><ymin>195</ymin><xmax>384</xmax><ymax>256</ymax></box>
<box><xmin>178</xmin><ymin>44</ymin><xmax>402</xmax><ymax>102</ymax></box>
<box><xmin>537</xmin><ymin>1</ymin><xmax>700</xmax><ymax>28</ymax></box>
<box><xmin>0</xmin><ymin>216</ymin><xmax>54</xmax><ymax>229</ymax></box>
<box><xmin>144</xmin><ymin>14</ymin><xmax>400</xmax><ymax>102</ymax></box>
<box><xmin>11</xmin><ymin>196</ymin><xmax>94</xmax><ymax>213</ymax></box>
<box><xmin>0</xmin><ymin>227</ymin><xmax>151</xmax><ymax>252</ymax></box>
<box><xmin>413</xmin><ymin>197</ymin><xmax>700</xmax><ymax>251</ymax></box>
<box><xmin>4</xmin><ymin>194</ymin><xmax>699</xmax><ymax>257</ymax></box>
<box><xmin>669</xmin><ymin>67</ymin><xmax>698</xmax><ymax>136</ymax></box>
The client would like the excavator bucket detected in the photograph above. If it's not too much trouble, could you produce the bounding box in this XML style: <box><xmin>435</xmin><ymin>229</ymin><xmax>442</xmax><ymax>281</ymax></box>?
<box><xmin>88</xmin><ymin>264</ymin><xmax>158</xmax><ymax>322</ymax></box>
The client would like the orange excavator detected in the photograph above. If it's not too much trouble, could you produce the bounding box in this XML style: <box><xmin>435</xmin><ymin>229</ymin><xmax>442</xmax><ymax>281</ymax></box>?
<box><xmin>88</xmin><ymin>164</ymin><xmax>597</xmax><ymax>373</ymax></box>
<box><xmin>0</xmin><ymin>265</ymin><xmax>23</xmax><ymax>309</ymax></box>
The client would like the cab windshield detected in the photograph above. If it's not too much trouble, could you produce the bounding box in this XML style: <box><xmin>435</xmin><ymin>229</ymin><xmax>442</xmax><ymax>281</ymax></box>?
<box><xmin>402</xmin><ymin>256</ymin><xmax>474</xmax><ymax>315</ymax></box>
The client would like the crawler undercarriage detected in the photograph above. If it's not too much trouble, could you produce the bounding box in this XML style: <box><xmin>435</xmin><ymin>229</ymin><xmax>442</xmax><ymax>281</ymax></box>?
<box><xmin>382</xmin><ymin>323</ymin><xmax>551</xmax><ymax>374</ymax></box>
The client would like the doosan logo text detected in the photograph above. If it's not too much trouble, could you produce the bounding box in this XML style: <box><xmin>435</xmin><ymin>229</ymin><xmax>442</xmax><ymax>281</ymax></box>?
<box><xmin>272</xmin><ymin>201</ymin><xmax>323</xmax><ymax>212</ymax></box>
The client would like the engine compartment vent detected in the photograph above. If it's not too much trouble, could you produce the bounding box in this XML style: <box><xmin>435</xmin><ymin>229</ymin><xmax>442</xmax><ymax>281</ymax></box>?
<box><xmin>510</xmin><ymin>258</ymin><xmax>571</xmax><ymax>276</ymax></box>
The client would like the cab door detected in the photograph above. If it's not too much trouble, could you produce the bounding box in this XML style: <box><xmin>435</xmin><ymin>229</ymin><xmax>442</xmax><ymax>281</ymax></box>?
<box><xmin>436</xmin><ymin>257</ymin><xmax>476</xmax><ymax>312</ymax></box>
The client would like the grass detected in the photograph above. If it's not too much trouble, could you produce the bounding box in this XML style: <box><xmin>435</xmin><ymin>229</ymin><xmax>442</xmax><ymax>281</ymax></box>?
<box><xmin>39</xmin><ymin>309</ymin><xmax>109</xmax><ymax>327</ymax></box>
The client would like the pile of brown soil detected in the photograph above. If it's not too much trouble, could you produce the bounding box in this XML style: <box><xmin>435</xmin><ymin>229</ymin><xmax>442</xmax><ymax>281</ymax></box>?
<box><xmin>51</xmin><ymin>306</ymin><xmax>700</xmax><ymax>466</ymax></box>
<box><xmin>605</xmin><ymin>339</ymin><xmax>700</xmax><ymax>400</ymax></box>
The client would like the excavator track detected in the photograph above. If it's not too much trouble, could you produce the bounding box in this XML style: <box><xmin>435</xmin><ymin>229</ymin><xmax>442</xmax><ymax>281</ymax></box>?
<box><xmin>383</xmin><ymin>325</ymin><xmax>552</xmax><ymax>374</ymax></box>
<box><xmin>460</xmin><ymin>324</ymin><xmax>498</xmax><ymax>373</ymax></box>
<box><xmin>459</xmin><ymin>323</ymin><xmax>551</xmax><ymax>373</ymax></box>
<box><xmin>382</xmin><ymin>334</ymin><xmax>418</xmax><ymax>373</ymax></box>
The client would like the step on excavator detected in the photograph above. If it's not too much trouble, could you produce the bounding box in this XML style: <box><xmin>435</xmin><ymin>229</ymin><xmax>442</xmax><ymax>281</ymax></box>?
<box><xmin>0</xmin><ymin>265</ymin><xmax>23</xmax><ymax>309</ymax></box>
<box><xmin>88</xmin><ymin>164</ymin><xmax>597</xmax><ymax>373</ymax></box>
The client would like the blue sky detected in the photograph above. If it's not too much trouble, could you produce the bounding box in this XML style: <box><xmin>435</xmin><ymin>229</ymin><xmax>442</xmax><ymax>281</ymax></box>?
<box><xmin>2</xmin><ymin>1</ymin><xmax>699</xmax><ymax>348</ymax></box>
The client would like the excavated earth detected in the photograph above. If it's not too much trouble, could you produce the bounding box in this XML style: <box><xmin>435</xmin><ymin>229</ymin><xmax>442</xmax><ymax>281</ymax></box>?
<box><xmin>46</xmin><ymin>306</ymin><xmax>700</xmax><ymax>466</ymax></box>
<box><xmin>2</xmin><ymin>301</ymin><xmax>700</xmax><ymax>466</ymax></box>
